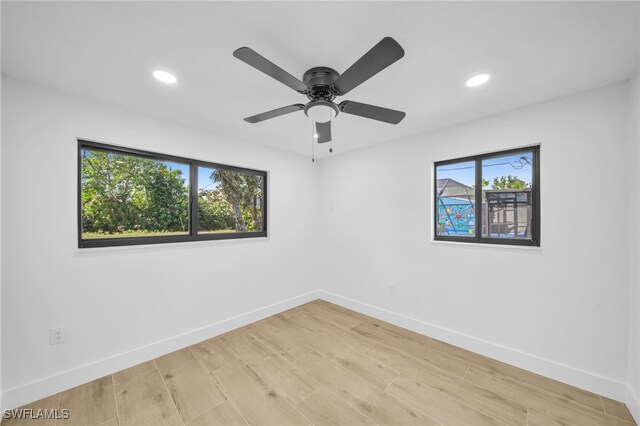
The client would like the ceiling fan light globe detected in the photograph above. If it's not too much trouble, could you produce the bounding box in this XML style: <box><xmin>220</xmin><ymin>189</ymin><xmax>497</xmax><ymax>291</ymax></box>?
<box><xmin>306</xmin><ymin>104</ymin><xmax>336</xmax><ymax>123</ymax></box>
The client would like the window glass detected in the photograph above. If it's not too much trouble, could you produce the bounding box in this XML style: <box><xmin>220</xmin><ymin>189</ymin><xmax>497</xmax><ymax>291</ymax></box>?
<box><xmin>434</xmin><ymin>146</ymin><xmax>539</xmax><ymax>246</ymax></box>
<box><xmin>80</xmin><ymin>147</ymin><xmax>189</xmax><ymax>239</ymax></box>
<box><xmin>198</xmin><ymin>166</ymin><xmax>264</xmax><ymax>233</ymax></box>
<box><xmin>79</xmin><ymin>141</ymin><xmax>267</xmax><ymax>248</ymax></box>
<box><xmin>435</xmin><ymin>160</ymin><xmax>476</xmax><ymax>237</ymax></box>
<box><xmin>481</xmin><ymin>152</ymin><xmax>533</xmax><ymax>239</ymax></box>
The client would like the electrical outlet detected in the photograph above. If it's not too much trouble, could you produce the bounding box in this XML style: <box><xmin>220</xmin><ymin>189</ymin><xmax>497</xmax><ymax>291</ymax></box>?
<box><xmin>50</xmin><ymin>327</ymin><xmax>67</xmax><ymax>345</ymax></box>
<box><xmin>389</xmin><ymin>284</ymin><xmax>397</xmax><ymax>296</ymax></box>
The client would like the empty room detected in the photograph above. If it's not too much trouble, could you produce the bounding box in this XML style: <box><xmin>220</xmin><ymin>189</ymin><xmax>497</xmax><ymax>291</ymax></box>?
<box><xmin>1</xmin><ymin>1</ymin><xmax>639</xmax><ymax>425</ymax></box>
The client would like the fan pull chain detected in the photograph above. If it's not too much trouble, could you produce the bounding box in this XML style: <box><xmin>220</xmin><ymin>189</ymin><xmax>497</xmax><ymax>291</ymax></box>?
<box><xmin>311</xmin><ymin>120</ymin><xmax>315</xmax><ymax>163</ymax></box>
<box><xmin>328</xmin><ymin>108</ymin><xmax>333</xmax><ymax>153</ymax></box>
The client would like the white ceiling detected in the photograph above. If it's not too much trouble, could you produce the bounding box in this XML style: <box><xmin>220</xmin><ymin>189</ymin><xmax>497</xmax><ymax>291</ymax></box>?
<box><xmin>2</xmin><ymin>1</ymin><xmax>639</xmax><ymax>158</ymax></box>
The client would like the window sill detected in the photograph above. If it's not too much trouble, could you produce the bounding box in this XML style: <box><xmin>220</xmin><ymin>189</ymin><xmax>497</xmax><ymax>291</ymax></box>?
<box><xmin>430</xmin><ymin>239</ymin><xmax>542</xmax><ymax>251</ymax></box>
<box><xmin>74</xmin><ymin>236</ymin><xmax>271</xmax><ymax>255</ymax></box>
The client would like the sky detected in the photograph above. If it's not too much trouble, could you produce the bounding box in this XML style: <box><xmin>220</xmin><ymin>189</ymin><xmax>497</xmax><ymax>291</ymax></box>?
<box><xmin>166</xmin><ymin>162</ymin><xmax>220</xmax><ymax>191</ymax></box>
<box><xmin>436</xmin><ymin>152</ymin><xmax>533</xmax><ymax>188</ymax></box>
<box><xmin>196</xmin><ymin>166</ymin><xmax>220</xmax><ymax>191</ymax></box>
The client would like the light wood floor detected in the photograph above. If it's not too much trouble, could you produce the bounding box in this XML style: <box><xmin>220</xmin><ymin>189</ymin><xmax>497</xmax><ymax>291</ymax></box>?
<box><xmin>3</xmin><ymin>300</ymin><xmax>636</xmax><ymax>426</ymax></box>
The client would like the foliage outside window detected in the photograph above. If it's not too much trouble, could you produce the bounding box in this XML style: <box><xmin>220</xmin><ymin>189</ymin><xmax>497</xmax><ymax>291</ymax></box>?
<box><xmin>79</xmin><ymin>140</ymin><xmax>266</xmax><ymax>248</ymax></box>
<box><xmin>434</xmin><ymin>146</ymin><xmax>539</xmax><ymax>246</ymax></box>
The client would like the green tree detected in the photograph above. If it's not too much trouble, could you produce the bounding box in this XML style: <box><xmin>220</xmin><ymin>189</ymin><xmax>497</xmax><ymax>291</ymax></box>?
<box><xmin>473</xmin><ymin>179</ymin><xmax>490</xmax><ymax>190</ymax></box>
<box><xmin>81</xmin><ymin>149</ymin><xmax>263</xmax><ymax>237</ymax></box>
<box><xmin>243</xmin><ymin>174</ymin><xmax>264</xmax><ymax>231</ymax></box>
<box><xmin>211</xmin><ymin>170</ymin><xmax>263</xmax><ymax>232</ymax></box>
<box><xmin>81</xmin><ymin>150</ymin><xmax>188</xmax><ymax>235</ymax></box>
<box><xmin>198</xmin><ymin>188</ymin><xmax>235</xmax><ymax>231</ymax></box>
<box><xmin>140</xmin><ymin>161</ymin><xmax>189</xmax><ymax>232</ymax></box>
<box><xmin>491</xmin><ymin>175</ymin><xmax>529</xmax><ymax>190</ymax></box>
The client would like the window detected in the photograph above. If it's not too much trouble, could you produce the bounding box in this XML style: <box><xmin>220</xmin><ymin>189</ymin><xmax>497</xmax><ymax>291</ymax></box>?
<box><xmin>434</xmin><ymin>146</ymin><xmax>539</xmax><ymax>246</ymax></box>
<box><xmin>197</xmin><ymin>165</ymin><xmax>264</xmax><ymax>234</ymax></box>
<box><xmin>78</xmin><ymin>140</ymin><xmax>267</xmax><ymax>248</ymax></box>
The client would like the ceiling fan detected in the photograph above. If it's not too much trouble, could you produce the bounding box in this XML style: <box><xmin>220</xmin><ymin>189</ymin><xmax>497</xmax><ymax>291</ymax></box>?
<box><xmin>233</xmin><ymin>37</ymin><xmax>406</xmax><ymax>146</ymax></box>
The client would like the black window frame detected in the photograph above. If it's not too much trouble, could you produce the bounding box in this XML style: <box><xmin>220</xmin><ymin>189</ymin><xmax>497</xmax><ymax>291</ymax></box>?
<box><xmin>434</xmin><ymin>145</ymin><xmax>540</xmax><ymax>247</ymax></box>
<box><xmin>78</xmin><ymin>139</ymin><xmax>268</xmax><ymax>248</ymax></box>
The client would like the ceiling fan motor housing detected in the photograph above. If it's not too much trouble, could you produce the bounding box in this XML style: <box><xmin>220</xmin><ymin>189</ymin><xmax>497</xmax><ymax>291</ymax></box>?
<box><xmin>303</xmin><ymin>66</ymin><xmax>340</xmax><ymax>100</ymax></box>
<box><xmin>302</xmin><ymin>67</ymin><xmax>341</xmax><ymax>122</ymax></box>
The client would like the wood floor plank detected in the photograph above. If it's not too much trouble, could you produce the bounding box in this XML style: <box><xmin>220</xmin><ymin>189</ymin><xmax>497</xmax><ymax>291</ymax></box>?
<box><xmin>296</xmin><ymin>386</ymin><xmax>375</xmax><ymax>425</ymax></box>
<box><xmin>429</xmin><ymin>338</ymin><xmax>605</xmax><ymax>412</ymax></box>
<box><xmin>321</xmin><ymin>346</ymin><xmax>398</xmax><ymax>389</ymax></box>
<box><xmin>313</xmin><ymin>300</ymin><xmax>379</xmax><ymax>324</ymax></box>
<box><xmin>267</xmin><ymin>312</ymin><xmax>308</xmax><ymax>334</ymax></box>
<box><xmin>526</xmin><ymin>408</ymin><xmax>570</xmax><ymax>426</ymax></box>
<box><xmin>115</xmin><ymin>369</ymin><xmax>182</xmax><ymax>426</ymax></box>
<box><xmin>13</xmin><ymin>302</ymin><xmax>634</xmax><ymax>426</ymax></box>
<box><xmin>190</xmin><ymin>337</ymin><xmax>238</xmax><ymax>373</ymax></box>
<box><xmin>601</xmin><ymin>396</ymin><xmax>636</xmax><ymax>423</ymax></box>
<box><xmin>155</xmin><ymin>348</ymin><xmax>227</xmax><ymax>423</ymax></box>
<box><xmin>347</xmin><ymin>314</ymin><xmax>432</xmax><ymax>346</ymax></box>
<box><xmin>292</xmin><ymin>327</ymin><xmax>375</xmax><ymax>358</ymax></box>
<box><xmin>58</xmin><ymin>376</ymin><xmax>117</xmax><ymax>426</ymax></box>
<box><xmin>113</xmin><ymin>361</ymin><xmax>156</xmax><ymax>384</ymax></box>
<box><xmin>97</xmin><ymin>417</ymin><xmax>120</xmax><ymax>426</ymax></box>
<box><xmin>277</xmin><ymin>308</ymin><xmax>311</xmax><ymax>324</ymax></box>
<box><xmin>465</xmin><ymin>364</ymin><xmax>634</xmax><ymax>426</ymax></box>
<box><xmin>297</xmin><ymin>302</ymin><xmax>362</xmax><ymax>330</ymax></box>
<box><xmin>353</xmin><ymin>322</ymin><xmax>468</xmax><ymax>377</ymax></box>
<box><xmin>219</xmin><ymin>329</ymin><xmax>275</xmax><ymax>366</ymax></box>
<box><xmin>1</xmin><ymin>394</ymin><xmax>60</xmax><ymax>426</ymax></box>
<box><xmin>284</xmin><ymin>309</ymin><xmax>352</xmax><ymax>335</ymax></box>
<box><xmin>211</xmin><ymin>360</ymin><xmax>311</xmax><ymax>425</ymax></box>
<box><xmin>427</xmin><ymin>339</ymin><xmax>498</xmax><ymax>366</ymax></box>
<box><xmin>275</xmin><ymin>309</ymin><xmax>368</xmax><ymax>351</ymax></box>
<box><xmin>366</xmin><ymin>343</ymin><xmax>526</xmax><ymax>425</ymax></box>
<box><xmin>294</xmin><ymin>351</ymin><xmax>438</xmax><ymax>425</ymax></box>
<box><xmin>288</xmin><ymin>313</ymin><xmax>375</xmax><ymax>354</ymax></box>
<box><xmin>245</xmin><ymin>318</ymin><xmax>312</xmax><ymax>362</ymax></box>
<box><xmin>388</xmin><ymin>374</ymin><xmax>504</xmax><ymax>425</ymax></box>
<box><xmin>186</xmin><ymin>400</ymin><xmax>248</xmax><ymax>425</ymax></box>
<box><xmin>251</xmin><ymin>355</ymin><xmax>319</xmax><ymax>405</ymax></box>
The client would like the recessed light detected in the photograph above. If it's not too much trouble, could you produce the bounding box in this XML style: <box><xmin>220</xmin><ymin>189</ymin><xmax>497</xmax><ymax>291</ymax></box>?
<box><xmin>465</xmin><ymin>73</ymin><xmax>491</xmax><ymax>88</ymax></box>
<box><xmin>153</xmin><ymin>70</ymin><xmax>177</xmax><ymax>84</ymax></box>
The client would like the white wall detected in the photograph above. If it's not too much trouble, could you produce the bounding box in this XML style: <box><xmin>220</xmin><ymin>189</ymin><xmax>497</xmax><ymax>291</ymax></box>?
<box><xmin>317</xmin><ymin>82</ymin><xmax>632</xmax><ymax>400</ymax></box>
<box><xmin>1</xmin><ymin>6</ymin><xmax>4</xmax><ymax>411</ymax></box>
<box><xmin>0</xmin><ymin>76</ymin><xmax>3</xmax><ymax>414</ymax></box>
<box><xmin>0</xmin><ymin>77</ymin><xmax>320</xmax><ymax>408</ymax></box>
<box><xmin>1</xmin><ymin>74</ymin><xmax>638</xmax><ymax>412</ymax></box>
<box><xmin>627</xmin><ymin>68</ymin><xmax>640</xmax><ymax>419</ymax></box>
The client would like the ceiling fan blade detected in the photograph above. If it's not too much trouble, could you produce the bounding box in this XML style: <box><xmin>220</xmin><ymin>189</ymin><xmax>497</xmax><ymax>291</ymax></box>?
<box><xmin>233</xmin><ymin>47</ymin><xmax>308</xmax><ymax>94</ymax></box>
<box><xmin>331</xmin><ymin>37</ymin><xmax>405</xmax><ymax>95</ymax></box>
<box><xmin>315</xmin><ymin>121</ymin><xmax>332</xmax><ymax>143</ymax></box>
<box><xmin>244</xmin><ymin>104</ymin><xmax>305</xmax><ymax>123</ymax></box>
<box><xmin>339</xmin><ymin>101</ymin><xmax>406</xmax><ymax>124</ymax></box>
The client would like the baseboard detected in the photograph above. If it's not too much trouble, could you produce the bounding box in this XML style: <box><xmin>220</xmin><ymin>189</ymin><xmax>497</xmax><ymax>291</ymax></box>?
<box><xmin>1</xmin><ymin>290</ymin><xmax>321</xmax><ymax>411</ymax></box>
<box><xmin>627</xmin><ymin>385</ymin><xmax>640</xmax><ymax>424</ymax></box>
<box><xmin>317</xmin><ymin>290</ymin><xmax>629</xmax><ymax>402</ymax></box>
